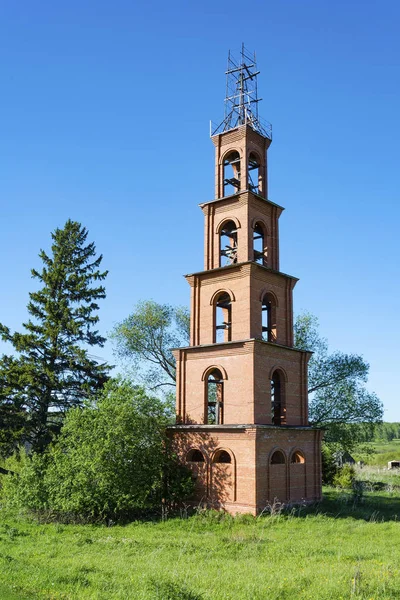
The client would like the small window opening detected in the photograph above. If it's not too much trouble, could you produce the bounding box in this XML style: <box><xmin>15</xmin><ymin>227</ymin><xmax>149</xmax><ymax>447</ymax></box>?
<box><xmin>223</xmin><ymin>151</ymin><xmax>241</xmax><ymax>196</ymax></box>
<box><xmin>215</xmin><ymin>293</ymin><xmax>232</xmax><ymax>343</ymax></box>
<box><xmin>187</xmin><ymin>449</ymin><xmax>205</xmax><ymax>463</ymax></box>
<box><xmin>271</xmin><ymin>371</ymin><xmax>285</xmax><ymax>426</ymax></box>
<box><xmin>213</xmin><ymin>450</ymin><xmax>231</xmax><ymax>464</ymax></box>
<box><xmin>220</xmin><ymin>221</ymin><xmax>238</xmax><ymax>266</ymax></box>
<box><xmin>248</xmin><ymin>152</ymin><xmax>260</xmax><ymax>194</ymax></box>
<box><xmin>253</xmin><ymin>223</ymin><xmax>266</xmax><ymax>265</ymax></box>
<box><xmin>270</xmin><ymin>450</ymin><xmax>285</xmax><ymax>464</ymax></box>
<box><xmin>262</xmin><ymin>298</ymin><xmax>277</xmax><ymax>342</ymax></box>
<box><xmin>291</xmin><ymin>452</ymin><xmax>305</xmax><ymax>464</ymax></box>
<box><xmin>207</xmin><ymin>369</ymin><xmax>224</xmax><ymax>425</ymax></box>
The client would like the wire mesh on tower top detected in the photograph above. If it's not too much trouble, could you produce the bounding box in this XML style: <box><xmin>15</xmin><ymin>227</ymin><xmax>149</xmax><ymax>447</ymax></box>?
<box><xmin>211</xmin><ymin>44</ymin><xmax>272</xmax><ymax>139</ymax></box>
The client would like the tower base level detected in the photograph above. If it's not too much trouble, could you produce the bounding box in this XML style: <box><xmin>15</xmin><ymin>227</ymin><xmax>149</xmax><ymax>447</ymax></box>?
<box><xmin>169</xmin><ymin>424</ymin><xmax>323</xmax><ymax>516</ymax></box>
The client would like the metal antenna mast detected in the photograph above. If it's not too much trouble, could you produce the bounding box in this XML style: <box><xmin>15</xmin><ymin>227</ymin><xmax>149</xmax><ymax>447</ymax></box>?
<box><xmin>211</xmin><ymin>44</ymin><xmax>272</xmax><ymax>139</ymax></box>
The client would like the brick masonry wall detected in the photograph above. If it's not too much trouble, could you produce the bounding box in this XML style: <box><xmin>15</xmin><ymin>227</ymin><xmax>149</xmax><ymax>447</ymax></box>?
<box><xmin>174</xmin><ymin>342</ymin><xmax>256</xmax><ymax>424</ymax></box>
<box><xmin>174</xmin><ymin>340</ymin><xmax>309</xmax><ymax>426</ymax></box>
<box><xmin>170</xmin><ymin>425</ymin><xmax>322</xmax><ymax>515</ymax></box>
<box><xmin>200</xmin><ymin>191</ymin><xmax>282</xmax><ymax>271</ymax></box>
<box><xmin>187</xmin><ymin>263</ymin><xmax>297</xmax><ymax>347</ymax></box>
<box><xmin>171</xmin><ymin>427</ymin><xmax>257</xmax><ymax>511</ymax></box>
<box><xmin>211</xmin><ymin>125</ymin><xmax>270</xmax><ymax>200</ymax></box>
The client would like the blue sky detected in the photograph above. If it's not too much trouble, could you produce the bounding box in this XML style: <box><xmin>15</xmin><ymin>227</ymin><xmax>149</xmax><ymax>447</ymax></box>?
<box><xmin>0</xmin><ymin>1</ymin><xmax>398</xmax><ymax>419</ymax></box>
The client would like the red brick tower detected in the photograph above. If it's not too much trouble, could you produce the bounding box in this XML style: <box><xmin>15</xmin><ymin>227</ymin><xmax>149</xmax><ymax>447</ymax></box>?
<box><xmin>170</xmin><ymin>47</ymin><xmax>322</xmax><ymax>514</ymax></box>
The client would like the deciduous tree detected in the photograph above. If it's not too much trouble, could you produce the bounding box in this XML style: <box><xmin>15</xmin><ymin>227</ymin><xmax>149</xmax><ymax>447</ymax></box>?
<box><xmin>294</xmin><ymin>312</ymin><xmax>383</xmax><ymax>447</ymax></box>
<box><xmin>111</xmin><ymin>301</ymin><xmax>189</xmax><ymax>390</ymax></box>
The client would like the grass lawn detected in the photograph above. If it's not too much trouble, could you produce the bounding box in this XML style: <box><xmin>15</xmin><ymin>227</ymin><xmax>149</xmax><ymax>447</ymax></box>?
<box><xmin>1</xmin><ymin>486</ymin><xmax>400</xmax><ymax>600</ymax></box>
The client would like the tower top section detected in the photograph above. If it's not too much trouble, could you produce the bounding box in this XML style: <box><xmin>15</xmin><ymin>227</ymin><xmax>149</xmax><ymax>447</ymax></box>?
<box><xmin>211</xmin><ymin>44</ymin><xmax>272</xmax><ymax>140</ymax></box>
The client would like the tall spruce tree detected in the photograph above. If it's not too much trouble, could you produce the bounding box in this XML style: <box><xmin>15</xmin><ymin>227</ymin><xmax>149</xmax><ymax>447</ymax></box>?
<box><xmin>0</xmin><ymin>220</ymin><xmax>110</xmax><ymax>454</ymax></box>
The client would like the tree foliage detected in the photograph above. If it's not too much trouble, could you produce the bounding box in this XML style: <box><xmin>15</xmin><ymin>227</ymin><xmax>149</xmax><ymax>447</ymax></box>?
<box><xmin>111</xmin><ymin>301</ymin><xmax>189</xmax><ymax>390</ymax></box>
<box><xmin>0</xmin><ymin>220</ymin><xmax>110</xmax><ymax>454</ymax></box>
<box><xmin>373</xmin><ymin>422</ymin><xmax>400</xmax><ymax>442</ymax></box>
<box><xmin>294</xmin><ymin>312</ymin><xmax>383</xmax><ymax>447</ymax></box>
<box><xmin>0</xmin><ymin>368</ymin><xmax>26</xmax><ymax>459</ymax></box>
<box><xmin>346</xmin><ymin>422</ymin><xmax>400</xmax><ymax>443</ymax></box>
<box><xmin>3</xmin><ymin>379</ymin><xmax>192</xmax><ymax>521</ymax></box>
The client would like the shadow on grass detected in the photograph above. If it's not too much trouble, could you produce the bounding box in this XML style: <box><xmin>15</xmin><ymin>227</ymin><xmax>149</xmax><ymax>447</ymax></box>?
<box><xmin>295</xmin><ymin>487</ymin><xmax>400</xmax><ymax>522</ymax></box>
<box><xmin>148</xmin><ymin>577</ymin><xmax>204</xmax><ymax>600</ymax></box>
<box><xmin>0</xmin><ymin>582</ymin><xmax>35</xmax><ymax>600</ymax></box>
<box><xmin>115</xmin><ymin>487</ymin><xmax>400</xmax><ymax>525</ymax></box>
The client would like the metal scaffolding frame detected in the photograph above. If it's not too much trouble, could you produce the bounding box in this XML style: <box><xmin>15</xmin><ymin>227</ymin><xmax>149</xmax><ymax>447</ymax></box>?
<box><xmin>211</xmin><ymin>44</ymin><xmax>272</xmax><ymax>139</ymax></box>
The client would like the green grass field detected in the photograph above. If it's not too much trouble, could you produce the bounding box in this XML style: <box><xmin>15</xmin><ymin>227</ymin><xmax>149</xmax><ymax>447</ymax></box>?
<box><xmin>2</xmin><ymin>484</ymin><xmax>400</xmax><ymax>600</ymax></box>
<box><xmin>354</xmin><ymin>439</ymin><xmax>400</xmax><ymax>467</ymax></box>
<box><xmin>3</xmin><ymin>441</ymin><xmax>400</xmax><ymax>600</ymax></box>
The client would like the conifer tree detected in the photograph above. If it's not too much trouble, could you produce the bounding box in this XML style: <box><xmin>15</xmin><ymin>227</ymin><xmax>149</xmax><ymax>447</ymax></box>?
<box><xmin>0</xmin><ymin>220</ymin><xmax>110</xmax><ymax>454</ymax></box>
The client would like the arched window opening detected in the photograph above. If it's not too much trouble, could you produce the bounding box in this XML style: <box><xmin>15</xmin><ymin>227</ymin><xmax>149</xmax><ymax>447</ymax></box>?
<box><xmin>220</xmin><ymin>221</ymin><xmax>238</xmax><ymax>266</ymax></box>
<box><xmin>262</xmin><ymin>297</ymin><xmax>277</xmax><ymax>342</ymax></box>
<box><xmin>270</xmin><ymin>450</ymin><xmax>285</xmax><ymax>464</ymax></box>
<box><xmin>187</xmin><ymin>449</ymin><xmax>205</xmax><ymax>463</ymax></box>
<box><xmin>271</xmin><ymin>371</ymin><xmax>285</xmax><ymax>426</ymax></box>
<box><xmin>248</xmin><ymin>152</ymin><xmax>260</xmax><ymax>194</ymax></box>
<box><xmin>215</xmin><ymin>293</ymin><xmax>232</xmax><ymax>343</ymax></box>
<box><xmin>291</xmin><ymin>451</ymin><xmax>305</xmax><ymax>464</ymax></box>
<box><xmin>223</xmin><ymin>151</ymin><xmax>241</xmax><ymax>196</ymax></box>
<box><xmin>213</xmin><ymin>450</ymin><xmax>231</xmax><ymax>464</ymax></box>
<box><xmin>207</xmin><ymin>369</ymin><xmax>224</xmax><ymax>425</ymax></box>
<box><xmin>253</xmin><ymin>223</ymin><xmax>266</xmax><ymax>265</ymax></box>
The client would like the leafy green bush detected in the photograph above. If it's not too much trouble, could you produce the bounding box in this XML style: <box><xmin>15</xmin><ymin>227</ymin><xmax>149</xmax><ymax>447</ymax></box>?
<box><xmin>3</xmin><ymin>379</ymin><xmax>193</xmax><ymax>521</ymax></box>
<box><xmin>321</xmin><ymin>444</ymin><xmax>337</xmax><ymax>485</ymax></box>
<box><xmin>333</xmin><ymin>464</ymin><xmax>356</xmax><ymax>489</ymax></box>
<box><xmin>1</xmin><ymin>451</ymin><xmax>49</xmax><ymax>512</ymax></box>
